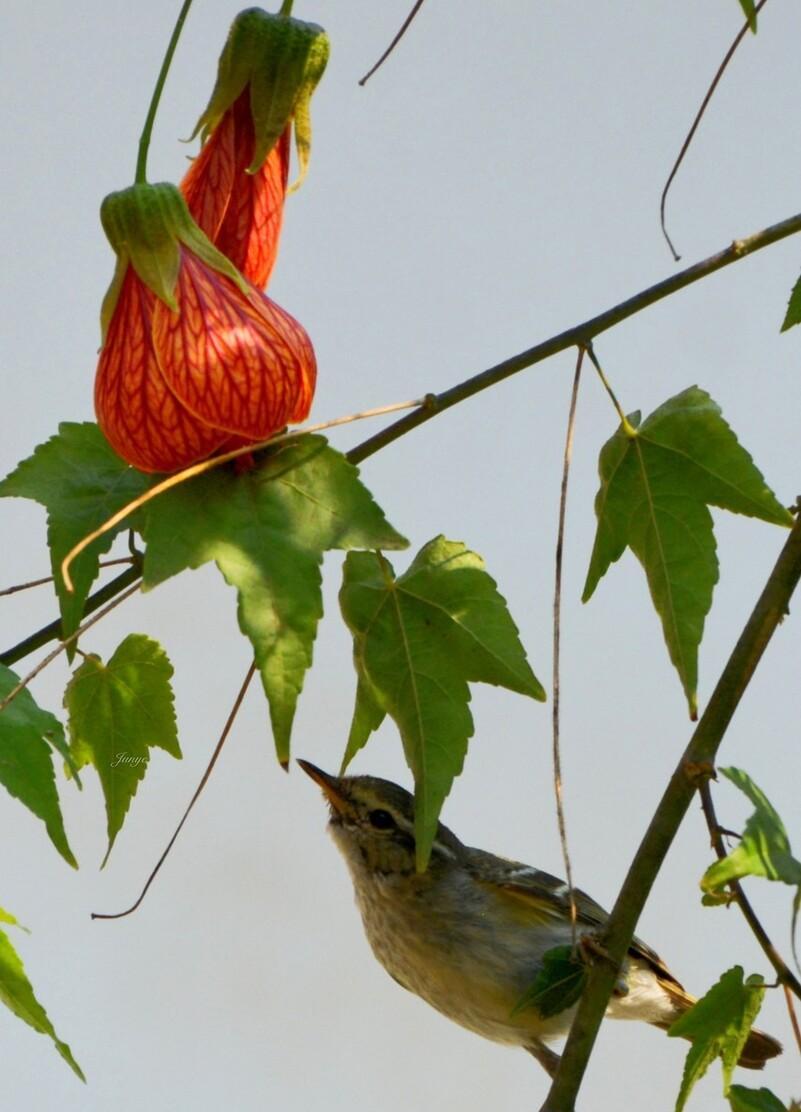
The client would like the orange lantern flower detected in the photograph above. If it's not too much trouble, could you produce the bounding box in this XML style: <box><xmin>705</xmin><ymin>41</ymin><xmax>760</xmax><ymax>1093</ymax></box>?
<box><xmin>94</xmin><ymin>183</ymin><xmax>316</xmax><ymax>474</ymax></box>
<box><xmin>180</xmin><ymin>6</ymin><xmax>329</xmax><ymax>289</ymax></box>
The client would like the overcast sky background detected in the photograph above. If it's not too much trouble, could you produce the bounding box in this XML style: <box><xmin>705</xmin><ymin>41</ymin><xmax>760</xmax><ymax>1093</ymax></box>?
<box><xmin>2</xmin><ymin>2</ymin><xmax>800</xmax><ymax>1109</ymax></box>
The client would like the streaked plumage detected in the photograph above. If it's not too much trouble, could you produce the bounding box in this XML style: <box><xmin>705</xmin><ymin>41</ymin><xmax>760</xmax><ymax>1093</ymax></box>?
<box><xmin>299</xmin><ymin>762</ymin><xmax>781</xmax><ymax>1076</ymax></box>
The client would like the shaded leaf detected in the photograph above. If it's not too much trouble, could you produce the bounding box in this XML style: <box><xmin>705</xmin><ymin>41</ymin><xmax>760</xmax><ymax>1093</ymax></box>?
<box><xmin>0</xmin><ymin>918</ymin><xmax>84</xmax><ymax>1080</ymax></box>
<box><xmin>730</xmin><ymin>1086</ymin><xmax>788</xmax><ymax>1112</ymax></box>
<box><xmin>141</xmin><ymin>435</ymin><xmax>407</xmax><ymax>763</ymax></box>
<box><xmin>583</xmin><ymin>387</ymin><xmax>791</xmax><ymax>716</ymax></box>
<box><xmin>0</xmin><ymin>665</ymin><xmax>76</xmax><ymax>867</ymax></box>
<box><xmin>669</xmin><ymin>966</ymin><xmax>765</xmax><ymax>1111</ymax></box>
<box><xmin>339</xmin><ymin>536</ymin><xmax>545</xmax><ymax>867</ymax></box>
<box><xmin>701</xmin><ymin>768</ymin><xmax>801</xmax><ymax>962</ymax></box>
<box><xmin>781</xmin><ymin>273</ymin><xmax>801</xmax><ymax>332</ymax></box>
<box><xmin>64</xmin><ymin>634</ymin><xmax>179</xmax><ymax>865</ymax></box>
<box><xmin>0</xmin><ymin>423</ymin><xmax>151</xmax><ymax>645</ymax></box>
<box><xmin>512</xmin><ymin>945</ymin><xmax>587</xmax><ymax>1019</ymax></box>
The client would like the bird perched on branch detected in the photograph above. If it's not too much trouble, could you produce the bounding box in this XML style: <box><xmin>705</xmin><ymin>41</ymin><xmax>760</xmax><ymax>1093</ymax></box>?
<box><xmin>299</xmin><ymin>761</ymin><xmax>781</xmax><ymax>1078</ymax></box>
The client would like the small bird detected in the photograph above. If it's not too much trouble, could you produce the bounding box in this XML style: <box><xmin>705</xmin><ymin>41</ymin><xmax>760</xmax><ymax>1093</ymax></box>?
<box><xmin>299</xmin><ymin>761</ymin><xmax>781</xmax><ymax>1077</ymax></box>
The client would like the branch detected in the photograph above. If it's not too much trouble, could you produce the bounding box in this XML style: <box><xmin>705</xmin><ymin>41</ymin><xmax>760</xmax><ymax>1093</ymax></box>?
<box><xmin>348</xmin><ymin>209</ymin><xmax>801</xmax><ymax>464</ymax></box>
<box><xmin>542</xmin><ymin>507</ymin><xmax>801</xmax><ymax>1112</ymax></box>
<box><xmin>4</xmin><ymin>209</ymin><xmax>801</xmax><ymax>667</ymax></box>
<box><xmin>698</xmin><ymin>779</ymin><xmax>801</xmax><ymax>999</ymax></box>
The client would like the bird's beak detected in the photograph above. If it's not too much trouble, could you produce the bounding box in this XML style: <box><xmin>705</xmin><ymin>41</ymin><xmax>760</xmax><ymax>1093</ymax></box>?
<box><xmin>297</xmin><ymin>759</ymin><xmax>349</xmax><ymax>815</ymax></box>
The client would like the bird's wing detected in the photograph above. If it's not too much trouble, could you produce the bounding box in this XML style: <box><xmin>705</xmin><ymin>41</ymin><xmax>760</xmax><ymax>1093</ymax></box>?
<box><xmin>470</xmin><ymin>852</ymin><xmax>683</xmax><ymax>988</ymax></box>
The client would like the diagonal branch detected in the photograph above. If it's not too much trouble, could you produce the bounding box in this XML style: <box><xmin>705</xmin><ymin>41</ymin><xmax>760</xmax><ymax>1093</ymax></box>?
<box><xmin>542</xmin><ymin>504</ymin><xmax>801</xmax><ymax>1112</ymax></box>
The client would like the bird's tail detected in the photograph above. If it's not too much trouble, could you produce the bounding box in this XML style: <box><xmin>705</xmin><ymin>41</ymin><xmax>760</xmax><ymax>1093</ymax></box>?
<box><xmin>655</xmin><ymin>980</ymin><xmax>782</xmax><ymax>1070</ymax></box>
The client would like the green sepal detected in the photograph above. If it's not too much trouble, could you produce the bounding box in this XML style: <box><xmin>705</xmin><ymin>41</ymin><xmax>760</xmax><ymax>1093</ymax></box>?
<box><xmin>190</xmin><ymin>6</ymin><xmax>329</xmax><ymax>186</ymax></box>
<box><xmin>99</xmin><ymin>182</ymin><xmax>250</xmax><ymax>338</ymax></box>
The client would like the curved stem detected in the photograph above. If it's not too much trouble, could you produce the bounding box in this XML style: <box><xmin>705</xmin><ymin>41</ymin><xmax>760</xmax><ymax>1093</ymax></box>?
<box><xmin>358</xmin><ymin>0</ymin><xmax>427</xmax><ymax>87</ymax></box>
<box><xmin>542</xmin><ymin>506</ymin><xmax>801</xmax><ymax>1112</ymax></box>
<box><xmin>135</xmin><ymin>0</ymin><xmax>195</xmax><ymax>183</ymax></box>
<box><xmin>698</xmin><ymin>780</ymin><xmax>801</xmax><ymax>999</ymax></box>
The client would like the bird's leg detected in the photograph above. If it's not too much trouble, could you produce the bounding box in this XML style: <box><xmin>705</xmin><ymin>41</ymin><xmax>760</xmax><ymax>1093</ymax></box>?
<box><xmin>525</xmin><ymin>1040</ymin><xmax>561</xmax><ymax>1078</ymax></box>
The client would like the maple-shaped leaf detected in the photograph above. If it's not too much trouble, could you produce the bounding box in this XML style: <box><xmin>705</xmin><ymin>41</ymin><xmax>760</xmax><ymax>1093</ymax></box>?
<box><xmin>583</xmin><ymin>387</ymin><xmax>791</xmax><ymax>716</ymax></box>
<box><xmin>64</xmin><ymin>634</ymin><xmax>180</xmax><ymax>866</ymax></box>
<box><xmin>668</xmin><ymin>967</ymin><xmax>766</xmax><ymax>1112</ymax></box>
<box><xmin>701</xmin><ymin>767</ymin><xmax>801</xmax><ymax>962</ymax></box>
<box><xmin>512</xmin><ymin>944</ymin><xmax>587</xmax><ymax>1019</ymax></box>
<box><xmin>0</xmin><ymin>423</ymin><xmax>151</xmax><ymax>645</ymax></box>
<box><xmin>0</xmin><ymin>913</ymin><xmax>84</xmax><ymax>1080</ymax></box>
<box><xmin>0</xmin><ymin>665</ymin><xmax>77</xmax><ymax>867</ymax></box>
<box><xmin>140</xmin><ymin>435</ymin><xmax>407</xmax><ymax>764</ymax></box>
<box><xmin>729</xmin><ymin>1087</ymin><xmax>789</xmax><ymax>1112</ymax></box>
<box><xmin>339</xmin><ymin>536</ymin><xmax>545</xmax><ymax>867</ymax></box>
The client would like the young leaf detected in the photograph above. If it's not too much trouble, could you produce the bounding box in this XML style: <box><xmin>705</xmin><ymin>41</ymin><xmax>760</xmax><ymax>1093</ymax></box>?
<box><xmin>701</xmin><ymin>767</ymin><xmax>801</xmax><ymax>959</ymax></box>
<box><xmin>668</xmin><ymin>966</ymin><xmax>765</xmax><ymax>1112</ymax></box>
<box><xmin>0</xmin><ymin>423</ymin><xmax>151</xmax><ymax>643</ymax></box>
<box><xmin>583</xmin><ymin>386</ymin><xmax>791</xmax><ymax>717</ymax></box>
<box><xmin>339</xmin><ymin>536</ymin><xmax>545</xmax><ymax>867</ymax></box>
<box><xmin>729</xmin><ymin>1087</ymin><xmax>788</xmax><ymax>1112</ymax></box>
<box><xmin>64</xmin><ymin>634</ymin><xmax>179</xmax><ymax>866</ymax></box>
<box><xmin>141</xmin><ymin>435</ymin><xmax>407</xmax><ymax>765</ymax></box>
<box><xmin>511</xmin><ymin>945</ymin><xmax>587</xmax><ymax>1019</ymax></box>
<box><xmin>780</xmin><ymin>273</ymin><xmax>801</xmax><ymax>332</ymax></box>
<box><xmin>737</xmin><ymin>0</ymin><xmax>757</xmax><ymax>32</ymax></box>
<box><xmin>0</xmin><ymin>665</ymin><xmax>77</xmax><ymax>867</ymax></box>
<box><xmin>0</xmin><ymin>916</ymin><xmax>84</xmax><ymax>1080</ymax></box>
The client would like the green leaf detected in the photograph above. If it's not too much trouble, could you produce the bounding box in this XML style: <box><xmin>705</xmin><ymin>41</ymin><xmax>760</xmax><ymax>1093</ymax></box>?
<box><xmin>64</xmin><ymin>634</ymin><xmax>179</xmax><ymax>865</ymax></box>
<box><xmin>780</xmin><ymin>273</ymin><xmax>801</xmax><ymax>332</ymax></box>
<box><xmin>0</xmin><ymin>665</ymin><xmax>77</xmax><ymax>867</ymax></box>
<box><xmin>669</xmin><ymin>966</ymin><xmax>765</xmax><ymax>1112</ymax></box>
<box><xmin>0</xmin><ymin>423</ymin><xmax>151</xmax><ymax>645</ymax></box>
<box><xmin>583</xmin><ymin>386</ymin><xmax>791</xmax><ymax>716</ymax></box>
<box><xmin>339</xmin><ymin>536</ymin><xmax>545</xmax><ymax>867</ymax></box>
<box><xmin>339</xmin><ymin>676</ymin><xmax>386</xmax><ymax>774</ymax></box>
<box><xmin>737</xmin><ymin>0</ymin><xmax>757</xmax><ymax>32</ymax></box>
<box><xmin>141</xmin><ymin>435</ymin><xmax>407</xmax><ymax>764</ymax></box>
<box><xmin>512</xmin><ymin>945</ymin><xmax>587</xmax><ymax>1019</ymax></box>
<box><xmin>701</xmin><ymin>768</ymin><xmax>801</xmax><ymax>961</ymax></box>
<box><xmin>0</xmin><ymin>918</ymin><xmax>84</xmax><ymax>1080</ymax></box>
<box><xmin>730</xmin><ymin>1086</ymin><xmax>788</xmax><ymax>1112</ymax></box>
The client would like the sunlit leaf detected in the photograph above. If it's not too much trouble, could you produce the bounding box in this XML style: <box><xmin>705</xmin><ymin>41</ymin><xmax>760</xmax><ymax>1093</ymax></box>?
<box><xmin>0</xmin><ymin>916</ymin><xmax>84</xmax><ymax>1080</ymax></box>
<box><xmin>669</xmin><ymin>966</ymin><xmax>765</xmax><ymax>1111</ymax></box>
<box><xmin>0</xmin><ymin>422</ymin><xmax>150</xmax><ymax>645</ymax></box>
<box><xmin>141</xmin><ymin>435</ymin><xmax>407</xmax><ymax>764</ymax></box>
<box><xmin>64</xmin><ymin>634</ymin><xmax>179</xmax><ymax>865</ymax></box>
<box><xmin>340</xmin><ymin>536</ymin><xmax>545</xmax><ymax>867</ymax></box>
<box><xmin>583</xmin><ymin>386</ymin><xmax>791</xmax><ymax>716</ymax></box>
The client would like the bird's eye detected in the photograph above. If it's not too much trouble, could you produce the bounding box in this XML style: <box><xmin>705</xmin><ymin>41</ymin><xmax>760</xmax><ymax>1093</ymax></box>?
<box><xmin>368</xmin><ymin>809</ymin><xmax>395</xmax><ymax>830</ymax></box>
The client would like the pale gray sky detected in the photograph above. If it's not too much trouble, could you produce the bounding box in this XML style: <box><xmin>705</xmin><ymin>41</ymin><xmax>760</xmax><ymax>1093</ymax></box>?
<box><xmin>2</xmin><ymin>2</ymin><xmax>800</xmax><ymax>1109</ymax></box>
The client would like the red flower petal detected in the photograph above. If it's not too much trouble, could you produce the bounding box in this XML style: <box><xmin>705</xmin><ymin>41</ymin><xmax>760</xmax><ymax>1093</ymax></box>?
<box><xmin>181</xmin><ymin>92</ymin><xmax>290</xmax><ymax>289</ymax></box>
<box><xmin>151</xmin><ymin>249</ymin><xmax>316</xmax><ymax>441</ymax></box>
<box><xmin>94</xmin><ymin>267</ymin><xmax>228</xmax><ymax>473</ymax></box>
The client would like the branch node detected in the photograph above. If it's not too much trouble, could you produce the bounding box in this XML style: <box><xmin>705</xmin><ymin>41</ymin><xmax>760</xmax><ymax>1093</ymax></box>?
<box><xmin>683</xmin><ymin>759</ymin><xmax>716</xmax><ymax>785</ymax></box>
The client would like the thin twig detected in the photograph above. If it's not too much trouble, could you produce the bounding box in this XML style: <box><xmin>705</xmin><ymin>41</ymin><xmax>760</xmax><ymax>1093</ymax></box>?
<box><xmin>659</xmin><ymin>0</ymin><xmax>769</xmax><ymax>260</ymax></box>
<box><xmin>61</xmin><ymin>396</ymin><xmax>428</xmax><ymax>593</ymax></box>
<box><xmin>347</xmin><ymin>209</ymin><xmax>801</xmax><ymax>466</ymax></box>
<box><xmin>358</xmin><ymin>0</ymin><xmax>426</xmax><ymax>86</ymax></box>
<box><xmin>4</xmin><ymin>211</ymin><xmax>801</xmax><ymax>671</ymax></box>
<box><xmin>92</xmin><ymin>662</ymin><xmax>257</xmax><ymax>921</ymax></box>
<box><xmin>783</xmin><ymin>983</ymin><xmax>801</xmax><ymax>1056</ymax></box>
<box><xmin>699</xmin><ymin>780</ymin><xmax>801</xmax><ymax>998</ymax></box>
<box><xmin>0</xmin><ymin>580</ymin><xmax>142</xmax><ymax>713</ymax></box>
<box><xmin>552</xmin><ymin>347</ymin><xmax>584</xmax><ymax>945</ymax></box>
<box><xmin>0</xmin><ymin>565</ymin><xmax>141</xmax><ymax>670</ymax></box>
<box><xmin>584</xmin><ymin>343</ymin><xmax>634</xmax><ymax>433</ymax></box>
<box><xmin>0</xmin><ymin>558</ymin><xmax>134</xmax><ymax>599</ymax></box>
<box><xmin>543</xmin><ymin>506</ymin><xmax>801</xmax><ymax>1112</ymax></box>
